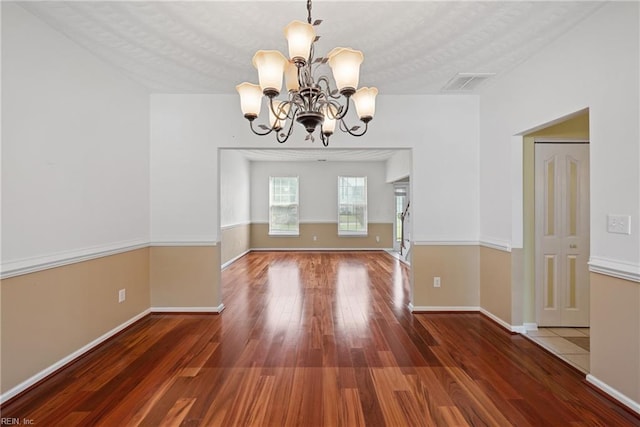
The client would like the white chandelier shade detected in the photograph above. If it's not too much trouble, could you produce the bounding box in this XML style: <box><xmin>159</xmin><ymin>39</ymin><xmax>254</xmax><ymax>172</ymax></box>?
<box><xmin>235</xmin><ymin>82</ymin><xmax>262</xmax><ymax>118</ymax></box>
<box><xmin>283</xmin><ymin>20</ymin><xmax>316</xmax><ymax>63</ymax></box>
<box><xmin>237</xmin><ymin>0</ymin><xmax>377</xmax><ymax>146</ymax></box>
<box><xmin>252</xmin><ymin>50</ymin><xmax>288</xmax><ymax>96</ymax></box>
<box><xmin>352</xmin><ymin>87</ymin><xmax>379</xmax><ymax>121</ymax></box>
<box><xmin>322</xmin><ymin>104</ymin><xmax>337</xmax><ymax>135</ymax></box>
<box><xmin>284</xmin><ymin>62</ymin><xmax>300</xmax><ymax>92</ymax></box>
<box><xmin>327</xmin><ymin>47</ymin><xmax>364</xmax><ymax>95</ymax></box>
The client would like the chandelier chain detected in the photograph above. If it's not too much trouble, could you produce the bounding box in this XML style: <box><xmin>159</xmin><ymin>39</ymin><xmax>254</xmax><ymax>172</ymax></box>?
<box><xmin>307</xmin><ymin>0</ymin><xmax>312</xmax><ymax>24</ymax></box>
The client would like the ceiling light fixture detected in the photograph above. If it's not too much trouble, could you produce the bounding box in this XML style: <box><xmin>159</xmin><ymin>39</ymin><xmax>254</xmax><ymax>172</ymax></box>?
<box><xmin>236</xmin><ymin>0</ymin><xmax>378</xmax><ymax>147</ymax></box>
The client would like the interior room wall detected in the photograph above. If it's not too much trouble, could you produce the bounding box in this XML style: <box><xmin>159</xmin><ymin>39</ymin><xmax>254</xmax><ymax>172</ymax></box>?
<box><xmin>478</xmin><ymin>2</ymin><xmax>639</xmax><ymax>410</ymax></box>
<box><xmin>250</xmin><ymin>160</ymin><xmax>393</xmax><ymax>223</ymax></box>
<box><xmin>1</xmin><ymin>3</ymin><xmax>151</xmax><ymax>398</ymax></box>
<box><xmin>219</xmin><ymin>150</ymin><xmax>251</xmax><ymax>265</ymax></box>
<box><xmin>248</xmin><ymin>160</ymin><xmax>393</xmax><ymax>249</ymax></box>
<box><xmin>2</xmin><ymin>3</ymin><xmax>150</xmax><ymax>268</ymax></box>
<box><xmin>150</xmin><ymin>93</ymin><xmax>481</xmax><ymax>310</ymax></box>
<box><xmin>385</xmin><ymin>149</ymin><xmax>411</xmax><ymax>183</ymax></box>
<box><xmin>150</xmin><ymin>94</ymin><xmax>479</xmax><ymax>244</ymax></box>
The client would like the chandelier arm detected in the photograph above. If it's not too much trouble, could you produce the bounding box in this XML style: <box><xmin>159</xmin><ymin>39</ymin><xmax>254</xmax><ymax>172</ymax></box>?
<box><xmin>290</xmin><ymin>91</ymin><xmax>305</xmax><ymax>111</ymax></box>
<box><xmin>324</xmin><ymin>95</ymin><xmax>351</xmax><ymax>121</ymax></box>
<box><xmin>319</xmin><ymin>130</ymin><xmax>330</xmax><ymax>147</ymax></box>
<box><xmin>268</xmin><ymin>97</ymin><xmax>293</xmax><ymax>120</ymax></box>
<box><xmin>316</xmin><ymin>76</ymin><xmax>338</xmax><ymax>98</ymax></box>
<box><xmin>275</xmin><ymin>107</ymin><xmax>299</xmax><ymax>143</ymax></box>
<box><xmin>338</xmin><ymin>118</ymin><xmax>368</xmax><ymax>137</ymax></box>
<box><xmin>308</xmin><ymin>41</ymin><xmax>316</xmax><ymax>65</ymax></box>
<box><xmin>249</xmin><ymin>119</ymin><xmax>277</xmax><ymax>136</ymax></box>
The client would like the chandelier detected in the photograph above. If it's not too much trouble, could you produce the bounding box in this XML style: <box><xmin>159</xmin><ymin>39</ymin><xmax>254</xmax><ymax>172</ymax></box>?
<box><xmin>236</xmin><ymin>0</ymin><xmax>378</xmax><ymax>146</ymax></box>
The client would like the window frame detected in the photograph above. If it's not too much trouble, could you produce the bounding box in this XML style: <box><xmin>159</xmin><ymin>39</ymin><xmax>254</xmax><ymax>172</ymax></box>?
<box><xmin>268</xmin><ymin>176</ymin><xmax>300</xmax><ymax>236</ymax></box>
<box><xmin>337</xmin><ymin>176</ymin><xmax>368</xmax><ymax>236</ymax></box>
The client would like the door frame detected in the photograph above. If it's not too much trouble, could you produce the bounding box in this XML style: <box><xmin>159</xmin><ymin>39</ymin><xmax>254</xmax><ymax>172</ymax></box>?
<box><xmin>392</xmin><ymin>182</ymin><xmax>410</xmax><ymax>255</ymax></box>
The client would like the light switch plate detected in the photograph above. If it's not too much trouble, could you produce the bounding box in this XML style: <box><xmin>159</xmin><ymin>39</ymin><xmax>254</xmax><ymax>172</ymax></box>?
<box><xmin>607</xmin><ymin>214</ymin><xmax>631</xmax><ymax>235</ymax></box>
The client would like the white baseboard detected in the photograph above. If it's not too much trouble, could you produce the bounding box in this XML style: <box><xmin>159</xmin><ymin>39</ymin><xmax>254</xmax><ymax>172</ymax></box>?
<box><xmin>151</xmin><ymin>304</ymin><xmax>225</xmax><ymax>313</ymax></box>
<box><xmin>409</xmin><ymin>304</ymin><xmax>480</xmax><ymax>312</ymax></box>
<box><xmin>479</xmin><ymin>308</ymin><xmax>518</xmax><ymax>332</ymax></box>
<box><xmin>523</xmin><ymin>322</ymin><xmax>538</xmax><ymax>331</ymax></box>
<box><xmin>251</xmin><ymin>247</ymin><xmax>392</xmax><ymax>252</ymax></box>
<box><xmin>222</xmin><ymin>250</ymin><xmax>250</xmax><ymax>269</ymax></box>
<box><xmin>409</xmin><ymin>306</ymin><xmax>527</xmax><ymax>334</ymax></box>
<box><xmin>586</xmin><ymin>374</ymin><xmax>640</xmax><ymax>415</ymax></box>
<box><xmin>0</xmin><ymin>309</ymin><xmax>151</xmax><ymax>405</ymax></box>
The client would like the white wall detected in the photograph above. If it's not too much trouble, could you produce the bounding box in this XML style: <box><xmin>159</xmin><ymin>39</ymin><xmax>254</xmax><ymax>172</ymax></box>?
<box><xmin>150</xmin><ymin>95</ymin><xmax>226</xmax><ymax>243</ymax></box>
<box><xmin>478</xmin><ymin>2</ymin><xmax>639</xmax><ymax>409</ymax></box>
<box><xmin>386</xmin><ymin>150</ymin><xmax>411</xmax><ymax>183</ymax></box>
<box><xmin>479</xmin><ymin>1</ymin><xmax>639</xmax><ymax>271</ymax></box>
<box><xmin>250</xmin><ymin>161</ymin><xmax>394</xmax><ymax>223</ymax></box>
<box><xmin>1</xmin><ymin>3</ymin><xmax>150</xmax><ymax>272</ymax></box>
<box><xmin>219</xmin><ymin>150</ymin><xmax>251</xmax><ymax>228</ymax></box>
<box><xmin>150</xmin><ymin>94</ymin><xmax>480</xmax><ymax>244</ymax></box>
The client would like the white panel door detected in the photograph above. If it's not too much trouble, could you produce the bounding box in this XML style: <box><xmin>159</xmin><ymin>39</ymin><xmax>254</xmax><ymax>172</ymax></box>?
<box><xmin>535</xmin><ymin>143</ymin><xmax>590</xmax><ymax>327</ymax></box>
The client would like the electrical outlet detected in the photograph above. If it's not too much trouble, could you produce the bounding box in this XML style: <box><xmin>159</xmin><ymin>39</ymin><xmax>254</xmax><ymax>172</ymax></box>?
<box><xmin>118</xmin><ymin>289</ymin><xmax>126</xmax><ymax>303</ymax></box>
<box><xmin>433</xmin><ymin>277</ymin><xmax>441</xmax><ymax>288</ymax></box>
<box><xmin>313</xmin><ymin>235</ymin><xmax>317</xmax><ymax>241</ymax></box>
<box><xmin>607</xmin><ymin>214</ymin><xmax>631</xmax><ymax>235</ymax></box>
<box><xmin>376</xmin><ymin>235</ymin><xmax>380</xmax><ymax>243</ymax></box>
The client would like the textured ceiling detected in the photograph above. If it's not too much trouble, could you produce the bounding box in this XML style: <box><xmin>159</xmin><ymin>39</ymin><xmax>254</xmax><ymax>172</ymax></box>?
<box><xmin>19</xmin><ymin>1</ymin><xmax>604</xmax><ymax>95</ymax></box>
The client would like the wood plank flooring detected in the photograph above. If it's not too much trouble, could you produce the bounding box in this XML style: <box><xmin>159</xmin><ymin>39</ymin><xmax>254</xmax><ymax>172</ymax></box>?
<box><xmin>2</xmin><ymin>251</ymin><xmax>639</xmax><ymax>426</ymax></box>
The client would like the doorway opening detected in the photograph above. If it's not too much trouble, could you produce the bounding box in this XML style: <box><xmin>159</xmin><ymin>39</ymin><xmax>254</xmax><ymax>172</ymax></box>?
<box><xmin>392</xmin><ymin>179</ymin><xmax>410</xmax><ymax>264</ymax></box>
<box><xmin>521</xmin><ymin>110</ymin><xmax>591</xmax><ymax>373</ymax></box>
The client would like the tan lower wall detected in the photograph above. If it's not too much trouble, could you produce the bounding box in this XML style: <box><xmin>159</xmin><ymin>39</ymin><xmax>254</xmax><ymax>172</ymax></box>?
<box><xmin>590</xmin><ymin>273</ymin><xmax>640</xmax><ymax>405</ymax></box>
<box><xmin>412</xmin><ymin>245</ymin><xmax>479</xmax><ymax>308</ymax></box>
<box><xmin>0</xmin><ymin>248</ymin><xmax>150</xmax><ymax>394</ymax></box>
<box><xmin>221</xmin><ymin>224</ymin><xmax>250</xmax><ymax>265</ymax></box>
<box><xmin>250</xmin><ymin>222</ymin><xmax>393</xmax><ymax>249</ymax></box>
<box><xmin>149</xmin><ymin>245</ymin><xmax>221</xmax><ymax>309</ymax></box>
<box><xmin>480</xmin><ymin>246</ymin><xmax>512</xmax><ymax>325</ymax></box>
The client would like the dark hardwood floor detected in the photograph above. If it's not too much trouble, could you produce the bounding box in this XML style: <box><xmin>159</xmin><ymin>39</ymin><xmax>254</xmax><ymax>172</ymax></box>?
<box><xmin>2</xmin><ymin>251</ymin><xmax>639</xmax><ymax>426</ymax></box>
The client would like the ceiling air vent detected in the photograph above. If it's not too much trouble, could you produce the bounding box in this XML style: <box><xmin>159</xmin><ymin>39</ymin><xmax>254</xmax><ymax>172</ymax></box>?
<box><xmin>442</xmin><ymin>73</ymin><xmax>495</xmax><ymax>92</ymax></box>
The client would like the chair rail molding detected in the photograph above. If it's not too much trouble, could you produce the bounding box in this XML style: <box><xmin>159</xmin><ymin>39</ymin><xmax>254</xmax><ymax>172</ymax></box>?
<box><xmin>0</xmin><ymin>239</ymin><xmax>149</xmax><ymax>279</ymax></box>
<box><xmin>588</xmin><ymin>256</ymin><xmax>640</xmax><ymax>282</ymax></box>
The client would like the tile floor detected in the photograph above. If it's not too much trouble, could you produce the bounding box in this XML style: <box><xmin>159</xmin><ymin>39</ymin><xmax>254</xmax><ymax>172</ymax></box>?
<box><xmin>524</xmin><ymin>327</ymin><xmax>590</xmax><ymax>373</ymax></box>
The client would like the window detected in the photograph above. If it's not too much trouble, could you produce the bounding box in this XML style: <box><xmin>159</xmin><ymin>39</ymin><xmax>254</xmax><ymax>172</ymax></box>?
<box><xmin>338</xmin><ymin>176</ymin><xmax>367</xmax><ymax>235</ymax></box>
<box><xmin>269</xmin><ymin>176</ymin><xmax>299</xmax><ymax>235</ymax></box>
